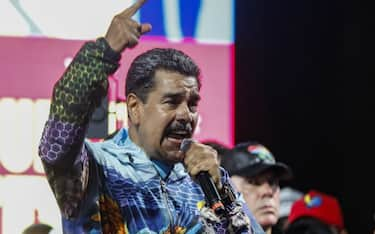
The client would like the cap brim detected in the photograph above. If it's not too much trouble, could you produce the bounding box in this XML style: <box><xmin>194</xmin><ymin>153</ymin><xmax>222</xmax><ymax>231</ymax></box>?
<box><xmin>234</xmin><ymin>162</ymin><xmax>293</xmax><ymax>180</ymax></box>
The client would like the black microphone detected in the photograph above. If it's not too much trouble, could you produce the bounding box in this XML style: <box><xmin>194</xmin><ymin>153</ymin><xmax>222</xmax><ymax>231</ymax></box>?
<box><xmin>180</xmin><ymin>139</ymin><xmax>225</xmax><ymax>215</ymax></box>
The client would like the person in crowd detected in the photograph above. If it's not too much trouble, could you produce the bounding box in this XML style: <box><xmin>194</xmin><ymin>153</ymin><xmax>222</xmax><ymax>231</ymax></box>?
<box><xmin>38</xmin><ymin>0</ymin><xmax>264</xmax><ymax>233</ymax></box>
<box><xmin>273</xmin><ymin>187</ymin><xmax>303</xmax><ymax>233</ymax></box>
<box><xmin>221</xmin><ymin>141</ymin><xmax>293</xmax><ymax>234</ymax></box>
<box><xmin>285</xmin><ymin>190</ymin><xmax>348</xmax><ymax>234</ymax></box>
<box><xmin>284</xmin><ymin>217</ymin><xmax>340</xmax><ymax>234</ymax></box>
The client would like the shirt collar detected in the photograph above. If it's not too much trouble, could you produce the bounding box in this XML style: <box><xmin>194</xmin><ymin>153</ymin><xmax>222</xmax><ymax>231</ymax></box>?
<box><xmin>108</xmin><ymin>128</ymin><xmax>189</xmax><ymax>181</ymax></box>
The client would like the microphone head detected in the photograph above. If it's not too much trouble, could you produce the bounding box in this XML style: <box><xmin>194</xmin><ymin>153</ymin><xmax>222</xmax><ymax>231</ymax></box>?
<box><xmin>180</xmin><ymin>138</ymin><xmax>193</xmax><ymax>154</ymax></box>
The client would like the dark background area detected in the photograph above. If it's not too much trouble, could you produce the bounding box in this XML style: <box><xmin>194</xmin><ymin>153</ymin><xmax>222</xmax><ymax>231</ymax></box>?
<box><xmin>235</xmin><ymin>0</ymin><xmax>372</xmax><ymax>233</ymax></box>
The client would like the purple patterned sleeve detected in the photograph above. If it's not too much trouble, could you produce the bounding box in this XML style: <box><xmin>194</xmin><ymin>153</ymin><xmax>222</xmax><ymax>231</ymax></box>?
<box><xmin>39</xmin><ymin>118</ymin><xmax>86</xmax><ymax>165</ymax></box>
<box><xmin>39</xmin><ymin>118</ymin><xmax>90</xmax><ymax>219</ymax></box>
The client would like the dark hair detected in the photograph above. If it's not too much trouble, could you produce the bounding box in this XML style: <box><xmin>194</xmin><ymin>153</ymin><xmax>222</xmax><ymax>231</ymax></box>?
<box><xmin>125</xmin><ymin>48</ymin><xmax>201</xmax><ymax>103</ymax></box>
<box><xmin>284</xmin><ymin>217</ymin><xmax>336</xmax><ymax>234</ymax></box>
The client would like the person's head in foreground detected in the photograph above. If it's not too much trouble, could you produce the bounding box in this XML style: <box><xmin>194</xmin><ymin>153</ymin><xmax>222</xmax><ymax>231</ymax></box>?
<box><xmin>221</xmin><ymin>141</ymin><xmax>293</xmax><ymax>233</ymax></box>
<box><xmin>285</xmin><ymin>190</ymin><xmax>348</xmax><ymax>234</ymax></box>
<box><xmin>126</xmin><ymin>47</ymin><xmax>201</xmax><ymax>165</ymax></box>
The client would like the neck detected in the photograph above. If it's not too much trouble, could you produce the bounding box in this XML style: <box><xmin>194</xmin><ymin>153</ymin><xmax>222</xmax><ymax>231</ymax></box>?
<box><xmin>128</xmin><ymin>126</ymin><xmax>139</xmax><ymax>146</ymax></box>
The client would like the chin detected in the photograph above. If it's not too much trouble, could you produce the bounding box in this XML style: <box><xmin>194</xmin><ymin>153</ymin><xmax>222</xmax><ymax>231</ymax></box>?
<box><xmin>258</xmin><ymin>216</ymin><xmax>278</xmax><ymax>228</ymax></box>
<box><xmin>162</xmin><ymin>151</ymin><xmax>183</xmax><ymax>164</ymax></box>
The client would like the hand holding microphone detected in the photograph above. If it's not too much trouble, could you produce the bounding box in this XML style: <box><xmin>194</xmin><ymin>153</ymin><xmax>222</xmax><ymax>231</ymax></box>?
<box><xmin>180</xmin><ymin>139</ymin><xmax>225</xmax><ymax>215</ymax></box>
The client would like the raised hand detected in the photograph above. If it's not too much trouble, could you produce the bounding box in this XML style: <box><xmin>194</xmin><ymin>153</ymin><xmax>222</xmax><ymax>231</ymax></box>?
<box><xmin>104</xmin><ymin>0</ymin><xmax>152</xmax><ymax>53</ymax></box>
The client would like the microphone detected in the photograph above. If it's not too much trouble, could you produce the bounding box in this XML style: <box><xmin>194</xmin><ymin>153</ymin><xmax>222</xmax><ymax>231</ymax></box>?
<box><xmin>180</xmin><ymin>139</ymin><xmax>225</xmax><ymax>215</ymax></box>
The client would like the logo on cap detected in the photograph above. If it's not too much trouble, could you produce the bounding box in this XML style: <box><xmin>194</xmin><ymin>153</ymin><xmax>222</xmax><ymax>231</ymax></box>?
<box><xmin>247</xmin><ymin>145</ymin><xmax>275</xmax><ymax>163</ymax></box>
<box><xmin>304</xmin><ymin>194</ymin><xmax>322</xmax><ymax>208</ymax></box>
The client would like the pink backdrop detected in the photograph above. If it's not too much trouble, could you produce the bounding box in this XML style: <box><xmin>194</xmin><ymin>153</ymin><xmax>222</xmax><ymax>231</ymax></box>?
<box><xmin>0</xmin><ymin>36</ymin><xmax>234</xmax><ymax>145</ymax></box>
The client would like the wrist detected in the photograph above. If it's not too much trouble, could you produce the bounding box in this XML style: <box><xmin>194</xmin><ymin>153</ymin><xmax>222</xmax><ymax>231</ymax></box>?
<box><xmin>97</xmin><ymin>37</ymin><xmax>121</xmax><ymax>63</ymax></box>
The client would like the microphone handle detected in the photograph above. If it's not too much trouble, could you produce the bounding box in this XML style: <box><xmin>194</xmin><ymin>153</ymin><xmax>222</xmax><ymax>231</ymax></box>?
<box><xmin>179</xmin><ymin>139</ymin><xmax>225</xmax><ymax>215</ymax></box>
<box><xmin>196</xmin><ymin>171</ymin><xmax>225</xmax><ymax>215</ymax></box>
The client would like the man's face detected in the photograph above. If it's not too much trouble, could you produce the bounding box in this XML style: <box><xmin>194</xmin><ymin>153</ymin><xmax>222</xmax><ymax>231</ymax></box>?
<box><xmin>130</xmin><ymin>69</ymin><xmax>200</xmax><ymax>164</ymax></box>
<box><xmin>231</xmin><ymin>170</ymin><xmax>281</xmax><ymax>230</ymax></box>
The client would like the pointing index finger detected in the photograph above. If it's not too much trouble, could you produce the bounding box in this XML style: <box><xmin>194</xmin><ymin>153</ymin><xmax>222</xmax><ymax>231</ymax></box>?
<box><xmin>120</xmin><ymin>0</ymin><xmax>147</xmax><ymax>17</ymax></box>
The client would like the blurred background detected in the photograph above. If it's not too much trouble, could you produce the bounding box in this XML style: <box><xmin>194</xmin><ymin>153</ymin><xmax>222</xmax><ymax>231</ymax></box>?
<box><xmin>235</xmin><ymin>0</ymin><xmax>372</xmax><ymax>233</ymax></box>
<box><xmin>0</xmin><ymin>0</ymin><xmax>372</xmax><ymax>233</ymax></box>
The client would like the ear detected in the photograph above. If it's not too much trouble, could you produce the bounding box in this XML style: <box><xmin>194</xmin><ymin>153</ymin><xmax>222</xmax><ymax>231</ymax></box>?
<box><xmin>126</xmin><ymin>93</ymin><xmax>142</xmax><ymax>125</ymax></box>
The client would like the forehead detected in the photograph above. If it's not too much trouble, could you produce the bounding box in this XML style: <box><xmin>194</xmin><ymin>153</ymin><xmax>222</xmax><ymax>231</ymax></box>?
<box><xmin>153</xmin><ymin>69</ymin><xmax>199</xmax><ymax>92</ymax></box>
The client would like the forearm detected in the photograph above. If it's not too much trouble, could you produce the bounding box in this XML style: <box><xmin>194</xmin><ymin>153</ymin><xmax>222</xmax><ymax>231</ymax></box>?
<box><xmin>50</xmin><ymin>37</ymin><xmax>120</xmax><ymax>124</ymax></box>
<box><xmin>40</xmin><ymin>37</ymin><xmax>120</xmax><ymax>166</ymax></box>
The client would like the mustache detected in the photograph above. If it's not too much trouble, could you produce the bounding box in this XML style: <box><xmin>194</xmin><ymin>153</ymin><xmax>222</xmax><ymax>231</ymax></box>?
<box><xmin>166</xmin><ymin>121</ymin><xmax>193</xmax><ymax>134</ymax></box>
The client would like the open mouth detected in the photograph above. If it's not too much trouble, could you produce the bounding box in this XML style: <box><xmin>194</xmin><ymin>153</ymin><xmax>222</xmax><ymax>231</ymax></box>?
<box><xmin>166</xmin><ymin>131</ymin><xmax>191</xmax><ymax>144</ymax></box>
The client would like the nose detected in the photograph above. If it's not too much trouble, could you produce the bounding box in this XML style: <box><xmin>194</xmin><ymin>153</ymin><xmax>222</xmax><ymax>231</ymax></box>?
<box><xmin>260</xmin><ymin>182</ymin><xmax>278</xmax><ymax>197</ymax></box>
<box><xmin>176</xmin><ymin>102</ymin><xmax>193</xmax><ymax>123</ymax></box>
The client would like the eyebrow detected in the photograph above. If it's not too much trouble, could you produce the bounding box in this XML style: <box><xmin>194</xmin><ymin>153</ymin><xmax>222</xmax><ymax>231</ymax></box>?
<box><xmin>162</xmin><ymin>91</ymin><xmax>201</xmax><ymax>102</ymax></box>
<box><xmin>162</xmin><ymin>92</ymin><xmax>183</xmax><ymax>99</ymax></box>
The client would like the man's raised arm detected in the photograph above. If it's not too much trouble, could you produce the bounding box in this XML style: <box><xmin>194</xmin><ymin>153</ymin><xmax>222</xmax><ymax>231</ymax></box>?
<box><xmin>38</xmin><ymin>0</ymin><xmax>151</xmax><ymax>219</ymax></box>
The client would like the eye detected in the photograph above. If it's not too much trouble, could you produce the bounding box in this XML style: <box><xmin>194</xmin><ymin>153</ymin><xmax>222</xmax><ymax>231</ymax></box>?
<box><xmin>246</xmin><ymin>176</ymin><xmax>268</xmax><ymax>186</ymax></box>
<box><xmin>246</xmin><ymin>177</ymin><xmax>261</xmax><ymax>186</ymax></box>
<box><xmin>166</xmin><ymin>99</ymin><xmax>177</xmax><ymax>104</ymax></box>
<box><xmin>268</xmin><ymin>177</ymin><xmax>279</xmax><ymax>187</ymax></box>
<box><xmin>164</xmin><ymin>97</ymin><xmax>179</xmax><ymax>106</ymax></box>
<box><xmin>163</xmin><ymin>93</ymin><xmax>184</xmax><ymax>107</ymax></box>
